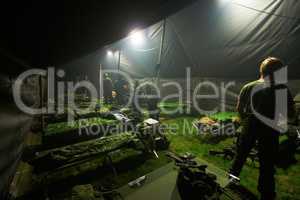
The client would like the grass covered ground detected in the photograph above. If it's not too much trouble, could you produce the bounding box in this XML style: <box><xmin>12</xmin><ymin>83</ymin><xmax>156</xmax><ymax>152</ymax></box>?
<box><xmin>22</xmin><ymin>99</ymin><xmax>299</xmax><ymax>199</ymax></box>
<box><xmin>162</xmin><ymin>116</ymin><xmax>300</xmax><ymax>199</ymax></box>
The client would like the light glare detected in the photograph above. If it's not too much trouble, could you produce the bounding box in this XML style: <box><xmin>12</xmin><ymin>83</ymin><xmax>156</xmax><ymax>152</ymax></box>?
<box><xmin>129</xmin><ymin>30</ymin><xmax>145</xmax><ymax>46</ymax></box>
<box><xmin>107</xmin><ymin>50</ymin><xmax>113</xmax><ymax>57</ymax></box>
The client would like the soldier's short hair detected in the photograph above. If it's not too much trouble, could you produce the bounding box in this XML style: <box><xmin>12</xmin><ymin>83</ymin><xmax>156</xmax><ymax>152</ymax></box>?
<box><xmin>260</xmin><ymin>57</ymin><xmax>284</xmax><ymax>78</ymax></box>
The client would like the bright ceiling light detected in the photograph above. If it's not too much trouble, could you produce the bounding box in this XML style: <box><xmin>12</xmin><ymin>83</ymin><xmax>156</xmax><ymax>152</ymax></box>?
<box><xmin>129</xmin><ymin>30</ymin><xmax>145</xmax><ymax>46</ymax></box>
<box><xmin>107</xmin><ymin>50</ymin><xmax>113</xmax><ymax>57</ymax></box>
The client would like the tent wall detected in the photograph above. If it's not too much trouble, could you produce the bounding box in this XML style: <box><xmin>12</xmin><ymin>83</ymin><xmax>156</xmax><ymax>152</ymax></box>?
<box><xmin>137</xmin><ymin>78</ymin><xmax>300</xmax><ymax>112</ymax></box>
<box><xmin>60</xmin><ymin>0</ymin><xmax>300</xmax><ymax>80</ymax></box>
<box><xmin>59</xmin><ymin>0</ymin><xmax>300</xmax><ymax>110</ymax></box>
<box><xmin>160</xmin><ymin>0</ymin><xmax>300</xmax><ymax>78</ymax></box>
<box><xmin>0</xmin><ymin>58</ymin><xmax>40</xmax><ymax>197</ymax></box>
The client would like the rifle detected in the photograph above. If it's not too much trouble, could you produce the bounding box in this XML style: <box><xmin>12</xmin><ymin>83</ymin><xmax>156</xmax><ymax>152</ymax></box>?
<box><xmin>209</xmin><ymin>148</ymin><xmax>235</xmax><ymax>160</ymax></box>
<box><xmin>209</xmin><ymin>147</ymin><xmax>259</xmax><ymax>164</ymax></box>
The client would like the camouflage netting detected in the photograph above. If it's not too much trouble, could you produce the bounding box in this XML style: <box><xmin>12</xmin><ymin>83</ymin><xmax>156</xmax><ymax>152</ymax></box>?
<box><xmin>71</xmin><ymin>184</ymin><xmax>99</xmax><ymax>200</ymax></box>
<box><xmin>193</xmin><ymin>112</ymin><xmax>241</xmax><ymax>145</ymax></box>
<box><xmin>30</xmin><ymin>132</ymin><xmax>139</xmax><ymax>172</ymax></box>
<box><xmin>44</xmin><ymin>118</ymin><xmax>119</xmax><ymax>136</ymax></box>
<box><xmin>42</xmin><ymin>117</ymin><xmax>121</xmax><ymax>149</ymax></box>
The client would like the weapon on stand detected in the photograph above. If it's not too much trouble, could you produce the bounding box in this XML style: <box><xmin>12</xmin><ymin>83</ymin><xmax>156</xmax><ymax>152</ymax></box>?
<box><xmin>167</xmin><ymin>151</ymin><xmax>258</xmax><ymax>200</ymax></box>
<box><xmin>166</xmin><ymin>152</ymin><xmax>222</xmax><ymax>200</ymax></box>
<box><xmin>134</xmin><ymin>118</ymin><xmax>170</xmax><ymax>158</ymax></box>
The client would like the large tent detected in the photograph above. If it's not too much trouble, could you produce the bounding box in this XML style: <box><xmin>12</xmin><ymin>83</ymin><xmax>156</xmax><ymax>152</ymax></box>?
<box><xmin>62</xmin><ymin>0</ymin><xmax>300</xmax><ymax>79</ymax></box>
<box><xmin>61</xmin><ymin>0</ymin><xmax>300</xmax><ymax>110</ymax></box>
<box><xmin>1</xmin><ymin>0</ymin><xmax>300</xmax><ymax>197</ymax></box>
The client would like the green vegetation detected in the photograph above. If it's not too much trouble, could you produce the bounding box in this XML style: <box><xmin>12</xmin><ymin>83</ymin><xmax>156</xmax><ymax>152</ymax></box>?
<box><xmin>209</xmin><ymin>112</ymin><xmax>238</xmax><ymax>122</ymax></box>
<box><xmin>44</xmin><ymin>118</ymin><xmax>118</xmax><ymax>136</ymax></box>
<box><xmin>159</xmin><ymin>101</ymin><xmax>185</xmax><ymax>111</ymax></box>
<box><xmin>94</xmin><ymin>151</ymin><xmax>171</xmax><ymax>187</ymax></box>
<box><xmin>159</xmin><ymin>101</ymin><xmax>187</xmax><ymax>118</ymax></box>
<box><xmin>46</xmin><ymin>151</ymin><xmax>171</xmax><ymax>200</ymax></box>
<box><xmin>162</xmin><ymin>117</ymin><xmax>300</xmax><ymax>199</ymax></box>
<box><xmin>34</xmin><ymin>99</ymin><xmax>299</xmax><ymax>199</ymax></box>
<box><xmin>32</xmin><ymin>133</ymin><xmax>136</xmax><ymax>171</ymax></box>
<box><xmin>71</xmin><ymin>184</ymin><xmax>97</xmax><ymax>200</ymax></box>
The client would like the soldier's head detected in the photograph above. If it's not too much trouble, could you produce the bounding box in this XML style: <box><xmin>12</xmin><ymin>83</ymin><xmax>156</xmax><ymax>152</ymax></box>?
<box><xmin>260</xmin><ymin>57</ymin><xmax>284</xmax><ymax>79</ymax></box>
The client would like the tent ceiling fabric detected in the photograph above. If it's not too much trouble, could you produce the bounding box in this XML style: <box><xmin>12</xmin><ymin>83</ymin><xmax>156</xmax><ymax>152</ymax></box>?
<box><xmin>61</xmin><ymin>0</ymin><xmax>300</xmax><ymax>79</ymax></box>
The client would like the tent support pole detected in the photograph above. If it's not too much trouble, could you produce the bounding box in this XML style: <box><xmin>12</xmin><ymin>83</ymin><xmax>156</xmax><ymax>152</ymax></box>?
<box><xmin>157</xmin><ymin>18</ymin><xmax>166</xmax><ymax>83</ymax></box>
<box><xmin>117</xmin><ymin>50</ymin><xmax>121</xmax><ymax>72</ymax></box>
<box><xmin>99</xmin><ymin>64</ymin><xmax>103</xmax><ymax>103</ymax></box>
<box><xmin>39</xmin><ymin>75</ymin><xmax>44</xmax><ymax>130</ymax></box>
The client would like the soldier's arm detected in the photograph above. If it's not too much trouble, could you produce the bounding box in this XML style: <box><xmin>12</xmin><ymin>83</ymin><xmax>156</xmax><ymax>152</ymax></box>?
<box><xmin>236</xmin><ymin>86</ymin><xmax>247</xmax><ymax>118</ymax></box>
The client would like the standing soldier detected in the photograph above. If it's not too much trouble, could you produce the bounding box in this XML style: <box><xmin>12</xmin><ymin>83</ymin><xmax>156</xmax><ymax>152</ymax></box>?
<box><xmin>115</xmin><ymin>76</ymin><xmax>129</xmax><ymax>106</ymax></box>
<box><xmin>103</xmin><ymin>73</ymin><xmax>113</xmax><ymax>104</ymax></box>
<box><xmin>229</xmin><ymin>57</ymin><xmax>296</xmax><ymax>200</ymax></box>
